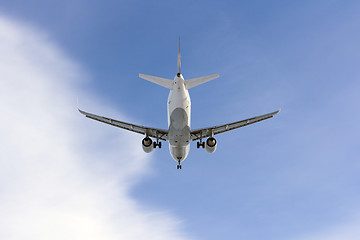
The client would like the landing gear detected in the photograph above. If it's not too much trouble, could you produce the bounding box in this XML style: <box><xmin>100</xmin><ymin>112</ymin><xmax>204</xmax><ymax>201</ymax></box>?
<box><xmin>153</xmin><ymin>131</ymin><xmax>162</xmax><ymax>148</ymax></box>
<box><xmin>177</xmin><ymin>161</ymin><xmax>182</xmax><ymax>169</ymax></box>
<box><xmin>153</xmin><ymin>141</ymin><xmax>162</xmax><ymax>148</ymax></box>
<box><xmin>197</xmin><ymin>141</ymin><xmax>205</xmax><ymax>148</ymax></box>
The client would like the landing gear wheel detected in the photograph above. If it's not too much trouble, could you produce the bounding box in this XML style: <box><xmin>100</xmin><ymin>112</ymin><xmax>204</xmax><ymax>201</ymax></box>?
<box><xmin>177</xmin><ymin>161</ymin><xmax>182</xmax><ymax>170</ymax></box>
<box><xmin>153</xmin><ymin>141</ymin><xmax>162</xmax><ymax>148</ymax></box>
<box><xmin>197</xmin><ymin>141</ymin><xmax>205</xmax><ymax>148</ymax></box>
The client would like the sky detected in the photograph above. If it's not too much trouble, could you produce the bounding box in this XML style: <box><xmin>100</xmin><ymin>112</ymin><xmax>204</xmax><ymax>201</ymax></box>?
<box><xmin>0</xmin><ymin>0</ymin><xmax>360</xmax><ymax>239</ymax></box>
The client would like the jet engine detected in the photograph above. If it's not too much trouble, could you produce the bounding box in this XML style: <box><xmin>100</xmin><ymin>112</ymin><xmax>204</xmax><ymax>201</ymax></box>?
<box><xmin>142</xmin><ymin>137</ymin><xmax>154</xmax><ymax>153</ymax></box>
<box><xmin>205</xmin><ymin>137</ymin><xmax>217</xmax><ymax>153</ymax></box>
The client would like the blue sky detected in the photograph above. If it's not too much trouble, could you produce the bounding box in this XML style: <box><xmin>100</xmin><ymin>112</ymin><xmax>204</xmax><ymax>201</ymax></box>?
<box><xmin>1</xmin><ymin>0</ymin><xmax>360</xmax><ymax>239</ymax></box>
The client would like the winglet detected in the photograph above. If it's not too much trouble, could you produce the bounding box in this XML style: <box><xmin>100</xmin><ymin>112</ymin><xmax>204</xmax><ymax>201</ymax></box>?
<box><xmin>78</xmin><ymin>107</ymin><xmax>86</xmax><ymax>115</ymax></box>
<box><xmin>77</xmin><ymin>97</ymin><xmax>83</xmax><ymax>114</ymax></box>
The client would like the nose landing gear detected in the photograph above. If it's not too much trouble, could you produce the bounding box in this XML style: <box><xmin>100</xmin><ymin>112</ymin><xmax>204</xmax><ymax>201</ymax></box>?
<box><xmin>177</xmin><ymin>159</ymin><xmax>182</xmax><ymax>169</ymax></box>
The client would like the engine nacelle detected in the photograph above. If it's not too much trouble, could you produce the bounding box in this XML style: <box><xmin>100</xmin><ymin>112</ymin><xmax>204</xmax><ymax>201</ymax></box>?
<box><xmin>205</xmin><ymin>137</ymin><xmax>217</xmax><ymax>153</ymax></box>
<box><xmin>142</xmin><ymin>137</ymin><xmax>154</xmax><ymax>153</ymax></box>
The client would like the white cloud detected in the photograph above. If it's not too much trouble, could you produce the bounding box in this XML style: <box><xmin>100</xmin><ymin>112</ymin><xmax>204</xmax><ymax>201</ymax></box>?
<box><xmin>0</xmin><ymin>16</ymin><xmax>189</xmax><ymax>240</ymax></box>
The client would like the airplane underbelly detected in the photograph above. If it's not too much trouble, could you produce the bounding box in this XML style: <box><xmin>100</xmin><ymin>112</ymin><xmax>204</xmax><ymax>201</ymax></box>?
<box><xmin>168</xmin><ymin>108</ymin><xmax>190</xmax><ymax>143</ymax></box>
<box><xmin>167</xmin><ymin>85</ymin><xmax>191</xmax><ymax>162</ymax></box>
<box><xmin>168</xmin><ymin>107</ymin><xmax>191</xmax><ymax>162</ymax></box>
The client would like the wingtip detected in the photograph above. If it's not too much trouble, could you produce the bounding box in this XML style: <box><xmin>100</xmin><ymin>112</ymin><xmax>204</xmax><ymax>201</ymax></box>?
<box><xmin>77</xmin><ymin>97</ymin><xmax>84</xmax><ymax>115</ymax></box>
<box><xmin>78</xmin><ymin>108</ymin><xmax>86</xmax><ymax>115</ymax></box>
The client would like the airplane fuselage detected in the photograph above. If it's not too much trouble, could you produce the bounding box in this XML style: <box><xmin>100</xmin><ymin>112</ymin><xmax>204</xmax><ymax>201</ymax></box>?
<box><xmin>167</xmin><ymin>74</ymin><xmax>191</xmax><ymax>162</ymax></box>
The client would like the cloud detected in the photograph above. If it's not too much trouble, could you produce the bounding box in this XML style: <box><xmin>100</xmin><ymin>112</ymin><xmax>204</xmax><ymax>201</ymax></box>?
<box><xmin>0</xmin><ymin>16</ymin><xmax>189</xmax><ymax>240</ymax></box>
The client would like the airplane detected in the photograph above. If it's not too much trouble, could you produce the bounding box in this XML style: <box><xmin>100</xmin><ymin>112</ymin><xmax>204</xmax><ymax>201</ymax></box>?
<box><xmin>79</xmin><ymin>39</ymin><xmax>280</xmax><ymax>169</ymax></box>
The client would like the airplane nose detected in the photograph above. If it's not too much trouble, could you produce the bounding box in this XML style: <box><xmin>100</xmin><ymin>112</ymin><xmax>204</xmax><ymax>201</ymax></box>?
<box><xmin>170</xmin><ymin>146</ymin><xmax>189</xmax><ymax>163</ymax></box>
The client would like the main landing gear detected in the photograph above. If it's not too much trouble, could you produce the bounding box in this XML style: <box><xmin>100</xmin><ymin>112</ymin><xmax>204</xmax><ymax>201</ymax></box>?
<box><xmin>153</xmin><ymin>141</ymin><xmax>162</xmax><ymax>148</ymax></box>
<box><xmin>197</xmin><ymin>141</ymin><xmax>205</xmax><ymax>148</ymax></box>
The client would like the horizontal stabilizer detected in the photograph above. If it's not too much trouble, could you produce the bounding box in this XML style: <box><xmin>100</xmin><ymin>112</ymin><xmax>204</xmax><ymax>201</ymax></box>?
<box><xmin>139</xmin><ymin>74</ymin><xmax>173</xmax><ymax>89</ymax></box>
<box><xmin>185</xmin><ymin>74</ymin><xmax>219</xmax><ymax>89</ymax></box>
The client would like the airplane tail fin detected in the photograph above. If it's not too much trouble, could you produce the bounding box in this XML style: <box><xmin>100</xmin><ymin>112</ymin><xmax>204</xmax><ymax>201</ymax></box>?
<box><xmin>139</xmin><ymin>73</ymin><xmax>173</xmax><ymax>89</ymax></box>
<box><xmin>185</xmin><ymin>74</ymin><xmax>219</xmax><ymax>89</ymax></box>
<box><xmin>178</xmin><ymin>36</ymin><xmax>181</xmax><ymax>74</ymax></box>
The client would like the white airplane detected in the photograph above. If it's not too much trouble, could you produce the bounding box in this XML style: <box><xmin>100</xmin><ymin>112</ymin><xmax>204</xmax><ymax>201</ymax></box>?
<box><xmin>79</xmin><ymin>39</ymin><xmax>280</xmax><ymax>169</ymax></box>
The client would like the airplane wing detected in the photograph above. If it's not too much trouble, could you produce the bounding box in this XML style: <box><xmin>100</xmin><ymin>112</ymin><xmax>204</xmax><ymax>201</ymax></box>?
<box><xmin>190</xmin><ymin>110</ymin><xmax>280</xmax><ymax>141</ymax></box>
<box><xmin>78</xmin><ymin>109</ymin><xmax>168</xmax><ymax>141</ymax></box>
